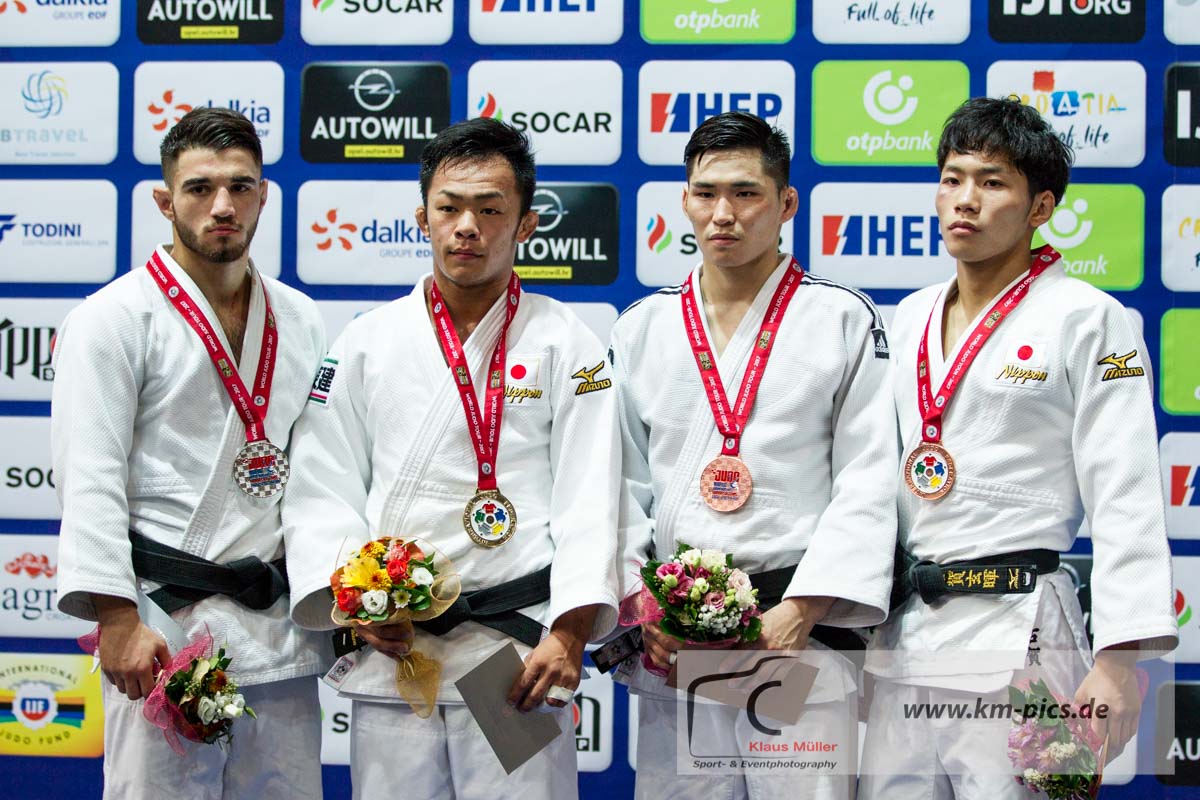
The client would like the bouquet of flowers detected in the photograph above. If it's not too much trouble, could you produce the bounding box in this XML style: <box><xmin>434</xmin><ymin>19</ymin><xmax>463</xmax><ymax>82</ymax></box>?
<box><xmin>329</xmin><ymin>536</ymin><xmax>461</xmax><ymax>717</ymax></box>
<box><xmin>1007</xmin><ymin>679</ymin><xmax>1105</xmax><ymax>800</ymax></box>
<box><xmin>619</xmin><ymin>542</ymin><xmax>762</xmax><ymax>676</ymax></box>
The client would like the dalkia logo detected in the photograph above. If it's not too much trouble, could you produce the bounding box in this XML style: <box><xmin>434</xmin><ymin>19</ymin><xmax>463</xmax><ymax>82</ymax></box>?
<box><xmin>641</xmin><ymin>0</ymin><xmax>795</xmax><ymax>44</ymax></box>
<box><xmin>146</xmin><ymin>89</ymin><xmax>193</xmax><ymax>132</ymax></box>
<box><xmin>301</xmin><ymin>63</ymin><xmax>449</xmax><ymax>164</ymax></box>
<box><xmin>0</xmin><ymin>655</ymin><xmax>103</xmax><ymax>756</ymax></box>
<box><xmin>990</xmin><ymin>0</ymin><xmax>1144</xmax><ymax>43</ymax></box>
<box><xmin>0</xmin><ymin>1</ymin><xmax>28</xmax><ymax>13</ymax></box>
<box><xmin>146</xmin><ymin>91</ymin><xmax>269</xmax><ymax>134</ymax></box>
<box><xmin>309</xmin><ymin>209</ymin><xmax>428</xmax><ymax>252</ymax></box>
<box><xmin>1032</xmin><ymin>185</ymin><xmax>1143</xmax><ymax>291</ymax></box>
<box><xmin>811</xmin><ymin>61</ymin><xmax>968</xmax><ymax>166</ymax></box>
<box><xmin>139</xmin><ymin>0</ymin><xmax>285</xmax><ymax>44</ymax></box>
<box><xmin>1166</xmin><ymin>65</ymin><xmax>1200</xmax><ymax>168</ymax></box>
<box><xmin>312</xmin><ymin>209</ymin><xmax>358</xmax><ymax>251</ymax></box>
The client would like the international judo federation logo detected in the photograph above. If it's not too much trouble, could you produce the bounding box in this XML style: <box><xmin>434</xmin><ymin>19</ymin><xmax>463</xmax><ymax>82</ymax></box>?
<box><xmin>473</xmin><ymin>501</ymin><xmax>507</xmax><ymax>536</ymax></box>
<box><xmin>11</xmin><ymin>682</ymin><xmax>58</xmax><ymax>731</ymax></box>
<box><xmin>21</xmin><ymin>71</ymin><xmax>67</xmax><ymax>120</ymax></box>
<box><xmin>910</xmin><ymin>451</ymin><xmax>947</xmax><ymax>492</ymax></box>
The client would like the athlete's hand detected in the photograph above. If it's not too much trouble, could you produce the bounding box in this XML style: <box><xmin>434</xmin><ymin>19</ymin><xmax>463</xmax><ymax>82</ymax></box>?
<box><xmin>1073</xmin><ymin>646</ymin><xmax>1143</xmax><ymax>762</ymax></box>
<box><xmin>354</xmin><ymin>620</ymin><xmax>415</xmax><ymax>660</ymax></box>
<box><xmin>92</xmin><ymin>594</ymin><xmax>172</xmax><ymax>701</ymax></box>
<box><xmin>750</xmin><ymin>596</ymin><xmax>834</xmax><ymax>651</ymax></box>
<box><xmin>641</xmin><ymin>619</ymin><xmax>683</xmax><ymax>671</ymax></box>
<box><xmin>508</xmin><ymin>605</ymin><xmax>598</xmax><ymax>712</ymax></box>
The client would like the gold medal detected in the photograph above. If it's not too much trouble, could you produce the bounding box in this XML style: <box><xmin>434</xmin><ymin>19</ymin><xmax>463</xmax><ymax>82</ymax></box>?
<box><xmin>904</xmin><ymin>442</ymin><xmax>955</xmax><ymax>500</ymax></box>
<box><xmin>463</xmin><ymin>489</ymin><xmax>516</xmax><ymax>548</ymax></box>
<box><xmin>699</xmin><ymin>455</ymin><xmax>752</xmax><ymax>512</ymax></box>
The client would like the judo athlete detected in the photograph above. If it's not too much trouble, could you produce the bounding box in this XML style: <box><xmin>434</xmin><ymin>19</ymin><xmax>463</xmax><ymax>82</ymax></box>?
<box><xmin>860</xmin><ymin>97</ymin><xmax>1178</xmax><ymax>799</ymax></box>
<box><xmin>282</xmin><ymin>118</ymin><xmax>620</xmax><ymax>800</ymax></box>
<box><xmin>52</xmin><ymin>107</ymin><xmax>328</xmax><ymax>798</ymax></box>
<box><xmin>608</xmin><ymin>112</ymin><xmax>898</xmax><ymax>799</ymax></box>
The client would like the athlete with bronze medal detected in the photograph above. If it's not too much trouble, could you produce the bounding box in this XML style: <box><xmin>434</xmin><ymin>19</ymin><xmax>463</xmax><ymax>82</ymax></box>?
<box><xmin>146</xmin><ymin>250</ymin><xmax>290</xmax><ymax>498</ymax></box>
<box><xmin>429</xmin><ymin>272</ymin><xmax>520</xmax><ymax>547</ymax></box>
<box><xmin>904</xmin><ymin>244</ymin><xmax>1061</xmax><ymax>500</ymax></box>
<box><xmin>682</xmin><ymin>257</ymin><xmax>806</xmax><ymax>512</ymax></box>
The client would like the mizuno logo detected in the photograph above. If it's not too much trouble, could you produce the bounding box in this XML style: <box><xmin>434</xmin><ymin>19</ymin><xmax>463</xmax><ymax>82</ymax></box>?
<box><xmin>1097</xmin><ymin>350</ymin><xmax>1145</xmax><ymax>381</ymax></box>
<box><xmin>572</xmin><ymin>361</ymin><xmax>612</xmax><ymax>395</ymax></box>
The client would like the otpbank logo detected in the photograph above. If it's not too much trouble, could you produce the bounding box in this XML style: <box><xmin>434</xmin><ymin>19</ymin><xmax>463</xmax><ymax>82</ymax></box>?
<box><xmin>468</xmin><ymin>61</ymin><xmax>621</xmax><ymax>165</ymax></box>
<box><xmin>811</xmin><ymin>61</ymin><xmax>968</xmax><ymax>166</ymax></box>
<box><xmin>809</xmin><ymin>182</ymin><xmax>952</xmax><ymax>290</ymax></box>
<box><xmin>297</xmin><ymin>180</ymin><xmax>430</xmax><ymax>285</ymax></box>
<box><xmin>636</xmin><ymin>181</ymin><xmax>793</xmax><ymax>287</ymax></box>
<box><xmin>302</xmin><ymin>0</ymin><xmax>452</xmax><ymax>45</ymax></box>
<box><xmin>1161</xmin><ymin>311</ymin><xmax>1200</xmax><ymax>417</ymax></box>
<box><xmin>1032</xmin><ymin>184</ymin><xmax>1143</xmax><ymax>291</ymax></box>
<box><xmin>986</xmin><ymin>61</ymin><xmax>1146</xmax><ymax>168</ymax></box>
<box><xmin>641</xmin><ymin>0</ymin><xmax>794</xmax><ymax>44</ymax></box>
<box><xmin>638</xmin><ymin>61</ymin><xmax>794</xmax><ymax>166</ymax></box>
<box><xmin>470</xmin><ymin>0</ymin><xmax>621</xmax><ymax>43</ymax></box>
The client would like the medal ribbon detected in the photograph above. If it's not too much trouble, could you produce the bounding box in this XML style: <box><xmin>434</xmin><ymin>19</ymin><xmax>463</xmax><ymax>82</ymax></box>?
<box><xmin>680</xmin><ymin>258</ymin><xmax>805</xmax><ymax>457</ymax></box>
<box><xmin>146</xmin><ymin>252</ymin><xmax>278</xmax><ymax>444</ymax></box>
<box><xmin>917</xmin><ymin>245</ymin><xmax>1060</xmax><ymax>444</ymax></box>
<box><xmin>429</xmin><ymin>273</ymin><xmax>521</xmax><ymax>491</ymax></box>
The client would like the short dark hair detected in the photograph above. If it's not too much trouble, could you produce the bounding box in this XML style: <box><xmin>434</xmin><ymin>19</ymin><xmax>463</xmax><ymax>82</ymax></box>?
<box><xmin>419</xmin><ymin>118</ymin><xmax>536</xmax><ymax>216</ymax></box>
<box><xmin>683</xmin><ymin>112</ymin><xmax>791</xmax><ymax>191</ymax></box>
<box><xmin>159</xmin><ymin>107</ymin><xmax>263</xmax><ymax>183</ymax></box>
<box><xmin>938</xmin><ymin>96</ymin><xmax>1073</xmax><ymax>204</ymax></box>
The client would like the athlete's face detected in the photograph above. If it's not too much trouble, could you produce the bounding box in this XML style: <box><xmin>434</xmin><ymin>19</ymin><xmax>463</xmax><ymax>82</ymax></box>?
<box><xmin>416</xmin><ymin>156</ymin><xmax>538</xmax><ymax>293</ymax></box>
<box><xmin>154</xmin><ymin>147</ymin><xmax>265</xmax><ymax>265</ymax></box>
<box><xmin>935</xmin><ymin>151</ymin><xmax>1056</xmax><ymax>268</ymax></box>
<box><xmin>682</xmin><ymin>148</ymin><xmax>797</xmax><ymax>272</ymax></box>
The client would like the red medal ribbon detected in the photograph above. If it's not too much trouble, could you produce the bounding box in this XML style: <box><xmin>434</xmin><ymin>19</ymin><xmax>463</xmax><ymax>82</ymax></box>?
<box><xmin>680</xmin><ymin>258</ymin><xmax>805</xmax><ymax>457</ymax></box>
<box><xmin>146</xmin><ymin>252</ymin><xmax>278</xmax><ymax>444</ymax></box>
<box><xmin>916</xmin><ymin>245</ymin><xmax>1060</xmax><ymax>443</ymax></box>
<box><xmin>429</xmin><ymin>273</ymin><xmax>521</xmax><ymax>491</ymax></box>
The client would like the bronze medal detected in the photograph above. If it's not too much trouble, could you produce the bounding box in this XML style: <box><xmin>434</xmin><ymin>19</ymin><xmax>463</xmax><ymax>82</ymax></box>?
<box><xmin>699</xmin><ymin>455</ymin><xmax>752</xmax><ymax>512</ymax></box>
<box><xmin>904</xmin><ymin>441</ymin><xmax>955</xmax><ymax>500</ymax></box>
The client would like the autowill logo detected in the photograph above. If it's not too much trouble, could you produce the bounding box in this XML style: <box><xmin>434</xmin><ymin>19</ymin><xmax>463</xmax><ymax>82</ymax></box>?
<box><xmin>990</xmin><ymin>0</ymin><xmax>1144</xmax><ymax>42</ymax></box>
<box><xmin>301</xmin><ymin>63</ymin><xmax>448</xmax><ymax>163</ymax></box>
<box><xmin>515</xmin><ymin>184</ymin><xmax>617</xmax><ymax>284</ymax></box>
<box><xmin>138</xmin><ymin>0</ymin><xmax>285</xmax><ymax>44</ymax></box>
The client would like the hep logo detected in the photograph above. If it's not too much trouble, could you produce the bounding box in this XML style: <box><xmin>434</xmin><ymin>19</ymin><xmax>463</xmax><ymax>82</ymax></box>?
<box><xmin>1171</xmin><ymin>465</ymin><xmax>1200</xmax><ymax>507</ymax></box>
<box><xmin>313</xmin><ymin>209</ymin><xmax>358</xmax><ymax>251</ymax></box>
<box><xmin>476</xmin><ymin>93</ymin><xmax>503</xmax><ymax>120</ymax></box>
<box><xmin>148</xmin><ymin>90</ymin><xmax>194</xmax><ymax>132</ymax></box>
<box><xmin>4</xmin><ymin>552</ymin><xmax>56</xmax><ymax>578</ymax></box>
<box><xmin>0</xmin><ymin>0</ymin><xmax>28</xmax><ymax>12</ymax></box>
<box><xmin>313</xmin><ymin>0</ymin><xmax>336</xmax><ymax>9</ymax></box>
<box><xmin>646</xmin><ymin>214</ymin><xmax>673</xmax><ymax>253</ymax></box>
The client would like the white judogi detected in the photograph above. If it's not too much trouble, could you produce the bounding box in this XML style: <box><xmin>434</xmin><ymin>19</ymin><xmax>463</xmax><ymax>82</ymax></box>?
<box><xmin>283</xmin><ymin>275</ymin><xmax>620</xmax><ymax>800</ymax></box>
<box><xmin>610</xmin><ymin>256</ymin><xmax>898</xmax><ymax>800</ymax></box>
<box><xmin>52</xmin><ymin>245</ymin><xmax>328</xmax><ymax>798</ymax></box>
<box><xmin>861</xmin><ymin>262</ymin><xmax>1178</xmax><ymax>800</ymax></box>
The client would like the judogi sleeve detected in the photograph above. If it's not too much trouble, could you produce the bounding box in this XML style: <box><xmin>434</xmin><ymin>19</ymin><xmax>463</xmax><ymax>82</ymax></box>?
<box><xmin>52</xmin><ymin>299</ymin><xmax>146</xmax><ymax>620</ymax></box>
<box><xmin>544</xmin><ymin>325</ymin><xmax>621</xmax><ymax>641</ymax></box>
<box><xmin>784</xmin><ymin>301</ymin><xmax>898</xmax><ymax>628</ymax></box>
<box><xmin>283</xmin><ymin>329</ymin><xmax>374</xmax><ymax>630</ymax></box>
<box><xmin>609</xmin><ymin>325</ymin><xmax>655</xmax><ymax>604</ymax></box>
<box><xmin>1067</xmin><ymin>299</ymin><xmax>1177</xmax><ymax>658</ymax></box>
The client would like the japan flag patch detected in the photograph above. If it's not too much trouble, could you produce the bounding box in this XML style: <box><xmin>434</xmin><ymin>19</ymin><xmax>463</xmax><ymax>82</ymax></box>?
<box><xmin>995</xmin><ymin>339</ymin><xmax>1049</xmax><ymax>387</ymax></box>
<box><xmin>507</xmin><ymin>355</ymin><xmax>541</xmax><ymax>387</ymax></box>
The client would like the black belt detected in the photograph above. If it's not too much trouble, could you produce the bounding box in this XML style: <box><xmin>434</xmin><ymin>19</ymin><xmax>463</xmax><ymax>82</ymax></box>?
<box><xmin>414</xmin><ymin>564</ymin><xmax>550</xmax><ymax>648</ymax></box>
<box><xmin>591</xmin><ymin>563</ymin><xmax>864</xmax><ymax>674</ymax></box>
<box><xmin>890</xmin><ymin>545</ymin><xmax>1059</xmax><ymax>610</ymax></box>
<box><xmin>129</xmin><ymin>530</ymin><xmax>289</xmax><ymax>615</ymax></box>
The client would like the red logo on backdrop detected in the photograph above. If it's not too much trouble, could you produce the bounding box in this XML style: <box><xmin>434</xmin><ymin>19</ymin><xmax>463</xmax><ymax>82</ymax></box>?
<box><xmin>148</xmin><ymin>90</ymin><xmax>194</xmax><ymax>132</ymax></box>
<box><xmin>4</xmin><ymin>553</ymin><xmax>56</xmax><ymax>578</ymax></box>
<box><xmin>313</xmin><ymin>209</ymin><xmax>357</xmax><ymax>251</ymax></box>
<box><xmin>0</xmin><ymin>1</ymin><xmax>29</xmax><ymax>13</ymax></box>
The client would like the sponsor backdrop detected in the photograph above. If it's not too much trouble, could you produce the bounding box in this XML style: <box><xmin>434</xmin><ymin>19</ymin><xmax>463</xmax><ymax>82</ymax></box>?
<box><xmin>0</xmin><ymin>0</ymin><xmax>1197</xmax><ymax>796</ymax></box>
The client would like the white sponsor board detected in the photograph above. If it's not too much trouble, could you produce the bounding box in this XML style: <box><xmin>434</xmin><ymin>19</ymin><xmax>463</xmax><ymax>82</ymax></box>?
<box><xmin>133</xmin><ymin>61</ymin><xmax>284</xmax><ymax>165</ymax></box>
<box><xmin>986</xmin><ymin>60</ymin><xmax>1146</xmax><ymax>168</ymax></box>
<box><xmin>0</xmin><ymin>62</ymin><xmax>119</xmax><ymax>165</ymax></box>
<box><xmin>638</xmin><ymin>60</ymin><xmax>795</xmax><ymax>166</ymax></box>
<box><xmin>0</xmin><ymin>417</ymin><xmax>58</xmax><ymax>521</ymax></box>
<box><xmin>1163</xmin><ymin>432</ymin><xmax>1200</xmax><ymax>541</ymax></box>
<box><xmin>0</xmin><ymin>181</ymin><xmax>116</xmax><ymax>284</ymax></box>
<box><xmin>468</xmin><ymin>61</ymin><xmax>622</xmax><ymax>166</ymax></box>
<box><xmin>318</xmin><ymin>678</ymin><xmax>352</xmax><ymax>765</ymax></box>
<box><xmin>811</xmin><ymin>0</ymin><xmax>969</xmax><ymax>44</ymax></box>
<box><xmin>0</xmin><ymin>534</ymin><xmax>91</xmax><ymax>638</ymax></box>
<box><xmin>0</xmin><ymin>0</ymin><xmax>120</xmax><ymax>47</ymax></box>
<box><xmin>808</xmin><ymin>182</ymin><xmax>953</xmax><ymax>290</ymax></box>
<box><xmin>1172</xmin><ymin>556</ymin><xmax>1200</xmax><ymax>662</ymax></box>
<box><xmin>469</xmin><ymin>0</ymin><xmax>622</xmax><ymax>44</ymax></box>
<box><xmin>301</xmin><ymin>0</ymin><xmax>453</xmax><ymax>45</ymax></box>
<box><xmin>0</xmin><ymin>297</ymin><xmax>79</xmax><ymax>401</ymax></box>
<box><xmin>130</xmin><ymin>179</ymin><xmax>281</xmax><ymax>278</ymax></box>
<box><xmin>574</xmin><ymin>671</ymin><xmax>614</xmax><ymax>771</ymax></box>
<box><xmin>1166</xmin><ymin>0</ymin><xmax>1200</xmax><ymax>45</ymax></box>
<box><xmin>297</xmin><ymin>181</ymin><xmax>429</xmax><ymax>286</ymax></box>
<box><xmin>1163</xmin><ymin>185</ymin><xmax>1200</xmax><ymax>292</ymax></box>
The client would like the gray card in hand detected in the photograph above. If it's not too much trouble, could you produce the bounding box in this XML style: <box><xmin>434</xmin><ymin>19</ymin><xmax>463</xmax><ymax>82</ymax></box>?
<box><xmin>454</xmin><ymin>642</ymin><xmax>563</xmax><ymax>775</ymax></box>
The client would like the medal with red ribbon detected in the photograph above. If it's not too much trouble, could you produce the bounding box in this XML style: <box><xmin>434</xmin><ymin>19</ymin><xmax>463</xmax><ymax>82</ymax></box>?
<box><xmin>146</xmin><ymin>252</ymin><xmax>289</xmax><ymax>499</ymax></box>
<box><xmin>906</xmin><ymin>245</ymin><xmax>1061</xmax><ymax>500</ymax></box>
<box><xmin>681</xmin><ymin>258</ymin><xmax>805</xmax><ymax>512</ymax></box>
<box><xmin>429</xmin><ymin>273</ymin><xmax>521</xmax><ymax>547</ymax></box>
